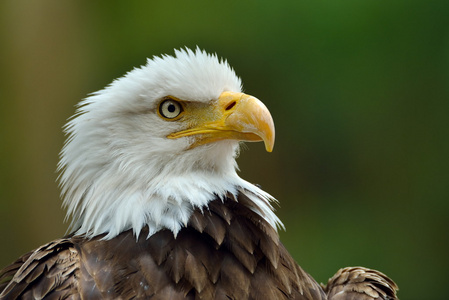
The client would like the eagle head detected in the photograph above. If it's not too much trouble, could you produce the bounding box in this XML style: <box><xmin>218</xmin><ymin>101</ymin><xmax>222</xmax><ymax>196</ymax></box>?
<box><xmin>58</xmin><ymin>48</ymin><xmax>280</xmax><ymax>239</ymax></box>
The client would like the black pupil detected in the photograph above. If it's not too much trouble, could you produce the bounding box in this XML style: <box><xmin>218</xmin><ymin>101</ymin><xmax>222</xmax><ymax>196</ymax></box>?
<box><xmin>167</xmin><ymin>103</ymin><xmax>176</xmax><ymax>113</ymax></box>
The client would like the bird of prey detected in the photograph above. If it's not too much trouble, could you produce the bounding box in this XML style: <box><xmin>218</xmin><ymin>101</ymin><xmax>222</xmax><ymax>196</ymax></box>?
<box><xmin>0</xmin><ymin>48</ymin><xmax>398</xmax><ymax>299</ymax></box>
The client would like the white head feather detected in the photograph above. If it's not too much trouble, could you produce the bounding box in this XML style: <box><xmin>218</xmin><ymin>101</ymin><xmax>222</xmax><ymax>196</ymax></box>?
<box><xmin>58</xmin><ymin>48</ymin><xmax>282</xmax><ymax>239</ymax></box>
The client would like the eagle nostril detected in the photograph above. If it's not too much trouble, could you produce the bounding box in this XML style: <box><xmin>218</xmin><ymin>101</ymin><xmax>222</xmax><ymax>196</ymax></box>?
<box><xmin>225</xmin><ymin>101</ymin><xmax>236</xmax><ymax>111</ymax></box>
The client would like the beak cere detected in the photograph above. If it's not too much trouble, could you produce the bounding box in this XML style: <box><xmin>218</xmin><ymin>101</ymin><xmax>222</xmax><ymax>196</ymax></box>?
<box><xmin>167</xmin><ymin>91</ymin><xmax>275</xmax><ymax>152</ymax></box>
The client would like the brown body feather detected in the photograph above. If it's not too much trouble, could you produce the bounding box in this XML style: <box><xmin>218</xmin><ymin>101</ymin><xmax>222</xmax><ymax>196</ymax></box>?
<box><xmin>0</xmin><ymin>193</ymin><xmax>397</xmax><ymax>299</ymax></box>
<box><xmin>323</xmin><ymin>267</ymin><xmax>398</xmax><ymax>300</ymax></box>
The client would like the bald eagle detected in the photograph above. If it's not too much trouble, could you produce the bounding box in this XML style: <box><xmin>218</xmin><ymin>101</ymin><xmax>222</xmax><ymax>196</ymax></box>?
<box><xmin>0</xmin><ymin>48</ymin><xmax>398</xmax><ymax>299</ymax></box>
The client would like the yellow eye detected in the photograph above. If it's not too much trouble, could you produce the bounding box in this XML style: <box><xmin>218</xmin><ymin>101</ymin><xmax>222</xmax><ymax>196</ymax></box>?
<box><xmin>158</xmin><ymin>99</ymin><xmax>183</xmax><ymax>120</ymax></box>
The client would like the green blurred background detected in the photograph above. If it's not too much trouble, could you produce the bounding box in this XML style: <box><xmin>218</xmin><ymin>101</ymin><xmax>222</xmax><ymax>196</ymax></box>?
<box><xmin>1</xmin><ymin>1</ymin><xmax>448</xmax><ymax>299</ymax></box>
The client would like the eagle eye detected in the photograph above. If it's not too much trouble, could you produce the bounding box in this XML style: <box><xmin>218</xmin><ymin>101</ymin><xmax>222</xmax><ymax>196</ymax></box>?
<box><xmin>158</xmin><ymin>99</ymin><xmax>184</xmax><ymax>120</ymax></box>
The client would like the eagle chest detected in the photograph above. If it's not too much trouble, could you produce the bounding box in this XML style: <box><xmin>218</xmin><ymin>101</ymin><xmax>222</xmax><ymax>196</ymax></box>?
<box><xmin>72</xmin><ymin>197</ymin><xmax>322</xmax><ymax>299</ymax></box>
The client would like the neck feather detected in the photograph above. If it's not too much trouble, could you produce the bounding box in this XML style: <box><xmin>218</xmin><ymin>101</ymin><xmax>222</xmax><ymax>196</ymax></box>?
<box><xmin>60</xmin><ymin>141</ymin><xmax>282</xmax><ymax>240</ymax></box>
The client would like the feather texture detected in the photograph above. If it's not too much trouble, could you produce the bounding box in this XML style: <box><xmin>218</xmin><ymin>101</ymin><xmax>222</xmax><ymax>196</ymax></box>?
<box><xmin>0</xmin><ymin>192</ymin><xmax>326</xmax><ymax>299</ymax></box>
<box><xmin>323</xmin><ymin>267</ymin><xmax>398</xmax><ymax>300</ymax></box>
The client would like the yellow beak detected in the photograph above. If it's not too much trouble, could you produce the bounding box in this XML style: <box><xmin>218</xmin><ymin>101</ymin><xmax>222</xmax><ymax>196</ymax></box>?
<box><xmin>167</xmin><ymin>91</ymin><xmax>275</xmax><ymax>152</ymax></box>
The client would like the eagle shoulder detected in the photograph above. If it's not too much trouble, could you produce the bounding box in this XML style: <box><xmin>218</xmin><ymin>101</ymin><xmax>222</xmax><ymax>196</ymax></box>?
<box><xmin>0</xmin><ymin>238</ymin><xmax>79</xmax><ymax>299</ymax></box>
<box><xmin>322</xmin><ymin>266</ymin><xmax>399</xmax><ymax>300</ymax></box>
